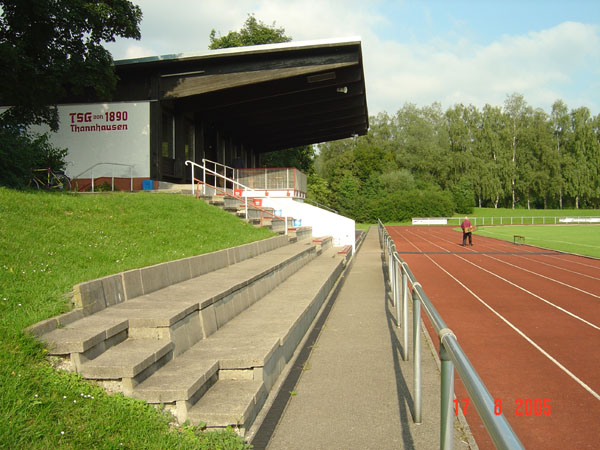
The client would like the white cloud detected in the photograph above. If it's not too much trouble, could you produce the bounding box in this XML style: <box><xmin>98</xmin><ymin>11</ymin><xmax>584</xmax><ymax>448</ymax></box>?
<box><xmin>364</xmin><ymin>21</ymin><xmax>600</xmax><ymax>115</ymax></box>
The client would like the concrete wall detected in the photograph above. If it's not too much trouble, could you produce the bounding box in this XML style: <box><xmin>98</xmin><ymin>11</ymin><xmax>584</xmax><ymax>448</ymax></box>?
<box><xmin>260</xmin><ymin>198</ymin><xmax>355</xmax><ymax>251</ymax></box>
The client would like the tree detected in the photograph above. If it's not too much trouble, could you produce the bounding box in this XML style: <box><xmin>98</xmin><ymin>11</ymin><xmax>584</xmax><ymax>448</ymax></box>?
<box><xmin>332</xmin><ymin>172</ymin><xmax>361</xmax><ymax>219</ymax></box>
<box><xmin>0</xmin><ymin>0</ymin><xmax>143</xmax><ymax>131</ymax></box>
<box><xmin>551</xmin><ymin>100</ymin><xmax>571</xmax><ymax>208</ymax></box>
<box><xmin>476</xmin><ymin>105</ymin><xmax>507</xmax><ymax>208</ymax></box>
<box><xmin>503</xmin><ymin>93</ymin><xmax>529</xmax><ymax>208</ymax></box>
<box><xmin>591</xmin><ymin>113</ymin><xmax>600</xmax><ymax>207</ymax></box>
<box><xmin>394</xmin><ymin>103</ymin><xmax>450</xmax><ymax>184</ymax></box>
<box><xmin>209</xmin><ymin>15</ymin><xmax>291</xmax><ymax>49</ymax></box>
<box><xmin>306</xmin><ymin>173</ymin><xmax>333</xmax><ymax>209</ymax></box>
<box><xmin>565</xmin><ymin>107</ymin><xmax>595</xmax><ymax>208</ymax></box>
<box><xmin>260</xmin><ymin>145</ymin><xmax>315</xmax><ymax>174</ymax></box>
<box><xmin>0</xmin><ymin>129</ymin><xmax>67</xmax><ymax>188</ymax></box>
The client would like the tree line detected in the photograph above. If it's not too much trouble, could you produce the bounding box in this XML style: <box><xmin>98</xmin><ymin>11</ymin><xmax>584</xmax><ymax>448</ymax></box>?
<box><xmin>308</xmin><ymin>94</ymin><xmax>600</xmax><ymax>222</ymax></box>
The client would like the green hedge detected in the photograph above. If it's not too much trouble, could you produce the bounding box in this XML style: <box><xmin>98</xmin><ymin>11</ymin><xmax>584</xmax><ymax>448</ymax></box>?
<box><xmin>361</xmin><ymin>189</ymin><xmax>455</xmax><ymax>222</ymax></box>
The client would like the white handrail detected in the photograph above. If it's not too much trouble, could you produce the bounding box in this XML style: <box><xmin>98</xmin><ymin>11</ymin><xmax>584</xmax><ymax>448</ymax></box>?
<box><xmin>185</xmin><ymin>160</ymin><xmax>290</xmax><ymax>234</ymax></box>
<box><xmin>72</xmin><ymin>162</ymin><xmax>134</xmax><ymax>192</ymax></box>
<box><xmin>202</xmin><ymin>158</ymin><xmax>236</xmax><ymax>194</ymax></box>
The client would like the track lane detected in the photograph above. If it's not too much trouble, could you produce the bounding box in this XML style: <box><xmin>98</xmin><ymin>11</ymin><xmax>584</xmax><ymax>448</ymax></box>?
<box><xmin>399</xmin><ymin>227</ymin><xmax>600</xmax><ymax>388</ymax></box>
<box><xmin>387</xmin><ymin>226</ymin><xmax>600</xmax><ymax>450</ymax></box>
<box><xmin>392</xmin><ymin>227</ymin><xmax>600</xmax><ymax>393</ymax></box>
<box><xmin>412</xmin><ymin>228</ymin><xmax>600</xmax><ymax>324</ymax></box>
<box><xmin>404</xmin><ymin>228</ymin><xmax>600</xmax><ymax>328</ymax></box>
<box><xmin>423</xmin><ymin>226</ymin><xmax>600</xmax><ymax>285</ymax></box>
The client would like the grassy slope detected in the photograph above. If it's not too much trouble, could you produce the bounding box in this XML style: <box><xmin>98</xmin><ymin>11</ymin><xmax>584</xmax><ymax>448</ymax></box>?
<box><xmin>0</xmin><ymin>189</ymin><xmax>274</xmax><ymax>449</ymax></box>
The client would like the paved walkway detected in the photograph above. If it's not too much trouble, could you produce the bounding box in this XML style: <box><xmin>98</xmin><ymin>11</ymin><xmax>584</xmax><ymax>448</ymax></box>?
<box><xmin>256</xmin><ymin>227</ymin><xmax>473</xmax><ymax>450</ymax></box>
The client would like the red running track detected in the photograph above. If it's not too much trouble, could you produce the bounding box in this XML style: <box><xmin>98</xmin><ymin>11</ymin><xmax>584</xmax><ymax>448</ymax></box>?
<box><xmin>387</xmin><ymin>226</ymin><xmax>600</xmax><ymax>450</ymax></box>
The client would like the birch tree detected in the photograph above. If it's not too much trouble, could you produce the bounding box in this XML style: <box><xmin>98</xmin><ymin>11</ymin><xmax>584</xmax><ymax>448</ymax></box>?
<box><xmin>551</xmin><ymin>100</ymin><xmax>570</xmax><ymax>208</ymax></box>
<box><xmin>503</xmin><ymin>93</ymin><xmax>529</xmax><ymax>208</ymax></box>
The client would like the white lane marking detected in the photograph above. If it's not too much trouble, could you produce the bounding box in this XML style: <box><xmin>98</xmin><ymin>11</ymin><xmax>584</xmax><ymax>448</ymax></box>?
<box><xmin>422</xmin><ymin>228</ymin><xmax>600</xmax><ymax>299</ymax></box>
<box><xmin>426</xmin><ymin>250</ymin><xmax>600</xmax><ymax>402</ymax></box>
<box><xmin>452</xmin><ymin>227</ymin><xmax>600</xmax><ymax>269</ymax></box>
<box><xmin>510</xmin><ymin>254</ymin><xmax>600</xmax><ymax>282</ymax></box>
<box><xmin>481</xmin><ymin>254</ymin><xmax>600</xmax><ymax>299</ymax></box>
<box><xmin>407</xmin><ymin>228</ymin><xmax>600</xmax><ymax>329</ymax></box>
<box><xmin>540</xmin><ymin>254</ymin><xmax>600</xmax><ymax>272</ymax></box>
<box><xmin>388</xmin><ymin>227</ymin><xmax>600</xmax><ymax>402</ymax></box>
<box><xmin>455</xmin><ymin>254</ymin><xmax>600</xmax><ymax>330</ymax></box>
<box><xmin>426</xmin><ymin>227</ymin><xmax>600</xmax><ymax>280</ymax></box>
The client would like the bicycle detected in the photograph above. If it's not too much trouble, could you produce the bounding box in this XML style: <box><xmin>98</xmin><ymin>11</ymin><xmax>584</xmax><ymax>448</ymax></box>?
<box><xmin>29</xmin><ymin>168</ymin><xmax>72</xmax><ymax>190</ymax></box>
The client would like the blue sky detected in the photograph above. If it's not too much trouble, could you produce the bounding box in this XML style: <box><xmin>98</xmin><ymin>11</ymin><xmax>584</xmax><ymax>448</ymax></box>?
<box><xmin>106</xmin><ymin>1</ymin><xmax>600</xmax><ymax>116</ymax></box>
<box><xmin>378</xmin><ymin>1</ymin><xmax>600</xmax><ymax>45</ymax></box>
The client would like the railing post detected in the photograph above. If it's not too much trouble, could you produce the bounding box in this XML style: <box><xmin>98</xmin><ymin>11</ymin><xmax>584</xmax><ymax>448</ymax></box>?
<box><xmin>388</xmin><ymin>243</ymin><xmax>394</xmax><ymax>298</ymax></box>
<box><xmin>395</xmin><ymin>258</ymin><xmax>401</xmax><ymax>328</ymax></box>
<box><xmin>412</xmin><ymin>287</ymin><xmax>422</xmax><ymax>424</ymax></box>
<box><xmin>391</xmin><ymin>253</ymin><xmax>397</xmax><ymax>308</ymax></box>
<box><xmin>440</xmin><ymin>332</ymin><xmax>455</xmax><ymax>450</ymax></box>
<box><xmin>111</xmin><ymin>166</ymin><xmax>115</xmax><ymax>191</ymax></box>
<box><xmin>190</xmin><ymin>163</ymin><xmax>195</xmax><ymax>196</ymax></box>
<box><xmin>130</xmin><ymin>166</ymin><xmax>133</xmax><ymax>192</ymax></box>
<box><xmin>244</xmin><ymin>187</ymin><xmax>248</xmax><ymax>220</ymax></box>
<box><xmin>402</xmin><ymin>265</ymin><xmax>409</xmax><ymax>361</ymax></box>
<box><xmin>91</xmin><ymin>168</ymin><xmax>95</xmax><ymax>192</ymax></box>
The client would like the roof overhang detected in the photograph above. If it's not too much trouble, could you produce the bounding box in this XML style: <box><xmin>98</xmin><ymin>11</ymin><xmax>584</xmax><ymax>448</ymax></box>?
<box><xmin>114</xmin><ymin>37</ymin><xmax>369</xmax><ymax>152</ymax></box>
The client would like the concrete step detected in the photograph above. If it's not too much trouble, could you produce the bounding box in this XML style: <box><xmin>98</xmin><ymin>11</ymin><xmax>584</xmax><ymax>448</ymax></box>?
<box><xmin>132</xmin><ymin>246</ymin><xmax>346</xmax><ymax>431</ymax></box>
<box><xmin>269</xmin><ymin>217</ymin><xmax>293</xmax><ymax>233</ymax></box>
<box><xmin>134</xmin><ymin>353</ymin><xmax>219</xmax><ymax>403</ymax></box>
<box><xmin>239</xmin><ymin>207</ymin><xmax>275</xmax><ymax>221</ymax></box>
<box><xmin>187</xmin><ymin>380</ymin><xmax>267</xmax><ymax>434</ymax></box>
<box><xmin>32</xmin><ymin>222</ymin><xmax>349</xmax><ymax>437</ymax></box>
<box><xmin>79</xmin><ymin>338</ymin><xmax>174</xmax><ymax>386</ymax></box>
<box><xmin>39</xmin><ymin>239</ymin><xmax>318</xmax><ymax>367</ymax></box>
<box><xmin>43</xmin><ymin>316</ymin><xmax>127</xmax><ymax>355</ymax></box>
<box><xmin>223</xmin><ymin>196</ymin><xmax>244</xmax><ymax>209</ymax></box>
<box><xmin>312</xmin><ymin>236</ymin><xmax>333</xmax><ymax>253</ymax></box>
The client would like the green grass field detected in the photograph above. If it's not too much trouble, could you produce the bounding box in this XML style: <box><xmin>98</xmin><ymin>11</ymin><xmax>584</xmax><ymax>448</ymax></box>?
<box><xmin>466</xmin><ymin>207</ymin><xmax>600</xmax><ymax>218</ymax></box>
<box><xmin>0</xmin><ymin>188</ymin><xmax>274</xmax><ymax>449</ymax></box>
<box><xmin>475</xmin><ymin>224</ymin><xmax>600</xmax><ymax>258</ymax></box>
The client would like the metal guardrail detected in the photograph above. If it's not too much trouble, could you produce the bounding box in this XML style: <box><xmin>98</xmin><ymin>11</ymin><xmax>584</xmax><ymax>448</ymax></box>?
<box><xmin>377</xmin><ymin>220</ymin><xmax>524</xmax><ymax>450</ymax></box>
<box><xmin>71</xmin><ymin>162</ymin><xmax>134</xmax><ymax>192</ymax></box>
<box><xmin>237</xmin><ymin>167</ymin><xmax>307</xmax><ymax>194</ymax></box>
<box><xmin>303</xmin><ymin>198</ymin><xmax>338</xmax><ymax>214</ymax></box>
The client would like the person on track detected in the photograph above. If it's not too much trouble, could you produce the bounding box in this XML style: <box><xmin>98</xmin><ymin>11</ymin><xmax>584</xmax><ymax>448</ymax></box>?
<box><xmin>460</xmin><ymin>216</ymin><xmax>474</xmax><ymax>246</ymax></box>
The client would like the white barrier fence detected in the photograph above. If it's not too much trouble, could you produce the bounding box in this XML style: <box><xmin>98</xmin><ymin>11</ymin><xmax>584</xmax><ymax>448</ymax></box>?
<box><xmin>413</xmin><ymin>216</ymin><xmax>600</xmax><ymax>226</ymax></box>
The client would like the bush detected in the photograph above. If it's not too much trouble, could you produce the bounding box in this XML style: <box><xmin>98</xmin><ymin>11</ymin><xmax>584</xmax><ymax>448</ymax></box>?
<box><xmin>365</xmin><ymin>188</ymin><xmax>455</xmax><ymax>223</ymax></box>
<box><xmin>0</xmin><ymin>128</ymin><xmax>67</xmax><ymax>189</ymax></box>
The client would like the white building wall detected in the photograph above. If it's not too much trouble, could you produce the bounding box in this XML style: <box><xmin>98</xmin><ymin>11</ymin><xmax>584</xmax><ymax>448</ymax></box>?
<box><xmin>26</xmin><ymin>101</ymin><xmax>151</xmax><ymax>179</ymax></box>
<box><xmin>260</xmin><ymin>198</ymin><xmax>355</xmax><ymax>251</ymax></box>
